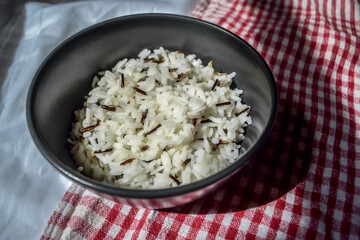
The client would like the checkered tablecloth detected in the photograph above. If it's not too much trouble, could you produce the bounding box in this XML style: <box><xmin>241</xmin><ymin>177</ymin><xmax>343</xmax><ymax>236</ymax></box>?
<box><xmin>41</xmin><ymin>0</ymin><xmax>360</xmax><ymax>239</ymax></box>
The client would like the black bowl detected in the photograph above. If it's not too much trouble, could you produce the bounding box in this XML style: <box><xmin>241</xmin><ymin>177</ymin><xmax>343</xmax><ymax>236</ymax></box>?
<box><xmin>26</xmin><ymin>13</ymin><xmax>277</xmax><ymax>209</ymax></box>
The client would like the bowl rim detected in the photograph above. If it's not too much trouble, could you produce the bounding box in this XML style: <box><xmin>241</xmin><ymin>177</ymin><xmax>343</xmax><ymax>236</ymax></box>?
<box><xmin>26</xmin><ymin>13</ymin><xmax>278</xmax><ymax>199</ymax></box>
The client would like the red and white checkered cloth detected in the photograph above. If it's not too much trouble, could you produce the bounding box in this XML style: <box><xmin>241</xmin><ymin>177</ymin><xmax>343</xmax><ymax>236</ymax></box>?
<box><xmin>41</xmin><ymin>0</ymin><xmax>360</xmax><ymax>239</ymax></box>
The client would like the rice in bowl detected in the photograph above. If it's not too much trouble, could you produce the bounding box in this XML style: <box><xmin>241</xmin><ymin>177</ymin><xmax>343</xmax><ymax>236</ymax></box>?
<box><xmin>69</xmin><ymin>47</ymin><xmax>252</xmax><ymax>189</ymax></box>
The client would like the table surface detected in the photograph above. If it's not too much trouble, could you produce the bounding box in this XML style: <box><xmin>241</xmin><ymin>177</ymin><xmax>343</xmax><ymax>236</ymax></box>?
<box><xmin>0</xmin><ymin>1</ymin><xmax>197</xmax><ymax>239</ymax></box>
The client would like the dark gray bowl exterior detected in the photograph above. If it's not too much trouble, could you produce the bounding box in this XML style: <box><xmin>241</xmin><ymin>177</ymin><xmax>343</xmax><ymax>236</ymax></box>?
<box><xmin>27</xmin><ymin>14</ymin><xmax>277</xmax><ymax>209</ymax></box>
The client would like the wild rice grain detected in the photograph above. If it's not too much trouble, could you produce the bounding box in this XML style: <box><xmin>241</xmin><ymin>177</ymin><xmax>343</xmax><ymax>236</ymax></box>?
<box><xmin>235</xmin><ymin>107</ymin><xmax>250</xmax><ymax>116</ymax></box>
<box><xmin>94</xmin><ymin>148</ymin><xmax>113</xmax><ymax>154</ymax></box>
<box><xmin>200</xmin><ymin>119</ymin><xmax>212</xmax><ymax>124</ymax></box>
<box><xmin>183</xmin><ymin>158</ymin><xmax>191</xmax><ymax>165</ymax></box>
<box><xmin>100</xmin><ymin>104</ymin><xmax>116</xmax><ymax>111</ymax></box>
<box><xmin>177</xmin><ymin>71</ymin><xmax>191</xmax><ymax>81</ymax></box>
<box><xmin>137</xmin><ymin>76</ymin><xmax>148</xmax><ymax>82</ymax></box>
<box><xmin>144</xmin><ymin>124</ymin><xmax>161</xmax><ymax>137</ymax></box>
<box><xmin>142</xmin><ymin>159</ymin><xmax>154</xmax><ymax>163</ymax></box>
<box><xmin>141</xmin><ymin>109</ymin><xmax>148</xmax><ymax>124</ymax></box>
<box><xmin>79</xmin><ymin>120</ymin><xmax>100</xmax><ymax>133</ymax></box>
<box><xmin>192</xmin><ymin>118</ymin><xmax>197</xmax><ymax>126</ymax></box>
<box><xmin>169</xmin><ymin>174</ymin><xmax>181</xmax><ymax>185</ymax></box>
<box><xmin>121</xmin><ymin>73</ymin><xmax>124</xmax><ymax>88</ymax></box>
<box><xmin>216</xmin><ymin>102</ymin><xmax>231</xmax><ymax>107</ymax></box>
<box><xmin>121</xmin><ymin>158</ymin><xmax>135</xmax><ymax>166</ymax></box>
<box><xmin>134</xmin><ymin>87</ymin><xmax>147</xmax><ymax>95</ymax></box>
<box><xmin>211</xmin><ymin>79</ymin><xmax>219</xmax><ymax>90</ymax></box>
<box><xmin>140</xmin><ymin>145</ymin><xmax>149</xmax><ymax>151</ymax></box>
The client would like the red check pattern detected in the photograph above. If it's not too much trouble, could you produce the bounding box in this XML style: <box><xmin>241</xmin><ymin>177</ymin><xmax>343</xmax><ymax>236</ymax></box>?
<box><xmin>42</xmin><ymin>0</ymin><xmax>360</xmax><ymax>239</ymax></box>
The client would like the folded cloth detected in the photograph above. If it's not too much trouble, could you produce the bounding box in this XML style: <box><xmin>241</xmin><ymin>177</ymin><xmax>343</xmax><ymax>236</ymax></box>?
<box><xmin>42</xmin><ymin>0</ymin><xmax>360</xmax><ymax>239</ymax></box>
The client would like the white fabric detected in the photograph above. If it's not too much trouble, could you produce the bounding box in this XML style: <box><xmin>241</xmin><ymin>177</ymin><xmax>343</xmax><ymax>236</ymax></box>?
<box><xmin>0</xmin><ymin>1</ymin><xmax>198</xmax><ymax>239</ymax></box>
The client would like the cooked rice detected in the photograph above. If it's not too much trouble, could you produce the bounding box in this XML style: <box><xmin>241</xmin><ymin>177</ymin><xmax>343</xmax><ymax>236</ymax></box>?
<box><xmin>69</xmin><ymin>47</ymin><xmax>252</xmax><ymax>189</ymax></box>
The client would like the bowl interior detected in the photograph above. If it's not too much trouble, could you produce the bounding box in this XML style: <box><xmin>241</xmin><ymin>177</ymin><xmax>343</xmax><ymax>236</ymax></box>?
<box><xmin>27</xmin><ymin>14</ymin><xmax>277</xmax><ymax>197</ymax></box>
